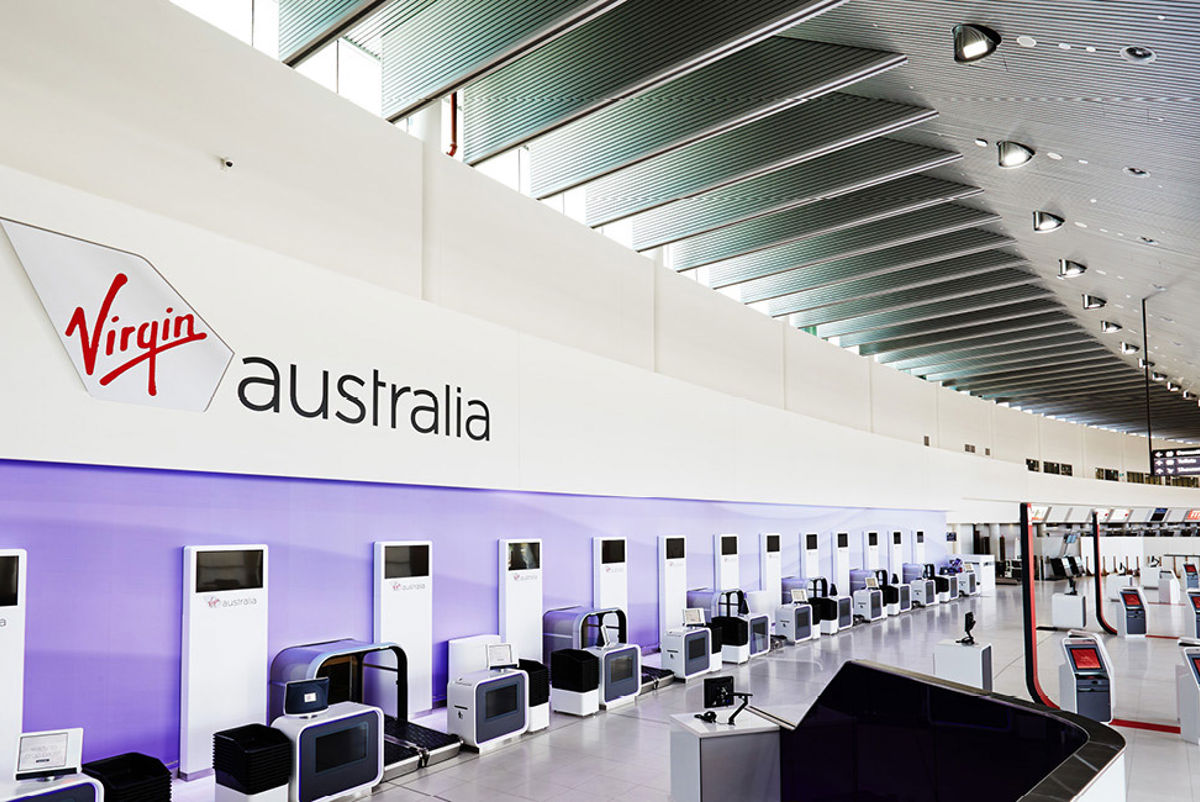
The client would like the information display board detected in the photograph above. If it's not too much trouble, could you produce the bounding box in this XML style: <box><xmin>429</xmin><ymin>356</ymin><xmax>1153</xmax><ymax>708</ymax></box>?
<box><xmin>1153</xmin><ymin>447</ymin><xmax>1200</xmax><ymax>477</ymax></box>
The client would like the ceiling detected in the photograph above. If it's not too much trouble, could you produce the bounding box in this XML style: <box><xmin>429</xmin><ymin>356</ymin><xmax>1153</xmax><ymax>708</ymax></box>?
<box><xmin>281</xmin><ymin>0</ymin><xmax>1200</xmax><ymax>440</ymax></box>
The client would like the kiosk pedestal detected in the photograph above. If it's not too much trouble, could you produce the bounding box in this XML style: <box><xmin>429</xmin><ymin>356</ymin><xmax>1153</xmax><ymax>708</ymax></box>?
<box><xmin>933</xmin><ymin>639</ymin><xmax>993</xmax><ymax>691</ymax></box>
<box><xmin>1159</xmin><ymin>570</ymin><xmax>1182</xmax><ymax>604</ymax></box>
<box><xmin>1051</xmin><ymin>593</ymin><xmax>1087</xmax><ymax>630</ymax></box>
<box><xmin>961</xmin><ymin>556</ymin><xmax>995</xmax><ymax>595</ymax></box>
<box><xmin>669</xmin><ymin>712</ymin><xmax>780</xmax><ymax>802</ymax></box>
<box><xmin>1117</xmin><ymin>587</ymin><xmax>1148</xmax><ymax>638</ymax></box>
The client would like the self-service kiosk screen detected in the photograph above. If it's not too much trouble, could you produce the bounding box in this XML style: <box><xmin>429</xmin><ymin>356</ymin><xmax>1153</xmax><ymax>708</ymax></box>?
<box><xmin>892</xmin><ymin>532</ymin><xmax>902</xmax><ymax>545</ymax></box>
<box><xmin>0</xmin><ymin>555</ymin><xmax>17</xmax><ymax>606</ymax></box>
<box><xmin>1069</xmin><ymin>647</ymin><xmax>1102</xmax><ymax>671</ymax></box>
<box><xmin>1186</xmin><ymin>564</ymin><xmax>1198</xmax><ymax>575</ymax></box>
<box><xmin>314</xmin><ymin>722</ymin><xmax>368</xmax><ymax>773</ymax></box>
<box><xmin>837</xmin><ymin>533</ymin><xmax>848</xmax><ymax>548</ymax></box>
<box><xmin>868</xmin><ymin>533</ymin><xmax>878</xmax><ymax>547</ymax></box>
<box><xmin>384</xmin><ymin>544</ymin><xmax>429</xmax><ymax>578</ymax></box>
<box><xmin>1192</xmin><ymin>655</ymin><xmax>1200</xmax><ymax>681</ymax></box>
<box><xmin>610</xmin><ymin>654</ymin><xmax>635</xmax><ymax>683</ymax></box>
<box><xmin>485</xmin><ymin>684</ymin><xmax>519</xmax><ymax>719</ymax></box>
<box><xmin>1150</xmin><ymin>508</ymin><xmax>1168</xmax><ymax>522</ymax></box>
<box><xmin>721</xmin><ymin>537</ymin><xmax>737</xmax><ymax>556</ymax></box>
<box><xmin>1121</xmin><ymin>591</ymin><xmax>1143</xmax><ymax>609</ymax></box>
<box><xmin>195</xmin><ymin>549</ymin><xmax>263</xmax><ymax>592</ymax></box>
<box><xmin>507</xmin><ymin>542</ymin><xmax>540</xmax><ymax>571</ymax></box>
<box><xmin>806</xmin><ymin>534</ymin><xmax>818</xmax><ymax>550</ymax></box>
<box><xmin>601</xmin><ymin>540</ymin><xmax>625</xmax><ymax>564</ymax></box>
<box><xmin>687</xmin><ymin>634</ymin><xmax>707</xmax><ymax>661</ymax></box>
<box><xmin>766</xmin><ymin>534</ymin><xmax>780</xmax><ymax>553</ymax></box>
<box><xmin>665</xmin><ymin>538</ymin><xmax>685</xmax><ymax>560</ymax></box>
<box><xmin>1190</xmin><ymin>594</ymin><xmax>1200</xmax><ymax>611</ymax></box>
<box><xmin>916</xmin><ymin>532</ymin><xmax>925</xmax><ymax>543</ymax></box>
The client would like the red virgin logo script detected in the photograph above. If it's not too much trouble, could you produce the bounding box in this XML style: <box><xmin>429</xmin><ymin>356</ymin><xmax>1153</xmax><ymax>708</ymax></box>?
<box><xmin>65</xmin><ymin>273</ymin><xmax>209</xmax><ymax>397</ymax></box>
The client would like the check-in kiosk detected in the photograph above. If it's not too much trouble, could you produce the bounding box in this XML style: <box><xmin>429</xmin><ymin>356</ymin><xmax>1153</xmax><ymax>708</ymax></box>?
<box><xmin>272</xmin><ymin>702</ymin><xmax>383</xmax><ymax>802</ymax></box>
<box><xmin>374</xmin><ymin>541</ymin><xmax>432</xmax><ymax>715</ymax></box>
<box><xmin>0</xmin><ymin>549</ymin><xmax>26</xmax><ymax>783</ymax></box>
<box><xmin>901</xmin><ymin>564</ymin><xmax>936</xmax><ymax>607</ymax></box>
<box><xmin>1184</xmin><ymin>562</ymin><xmax>1199</xmax><ymax>591</ymax></box>
<box><xmin>181</xmin><ymin>545</ymin><xmax>268</xmax><ymax>779</ymax></box>
<box><xmin>714</xmin><ymin>534</ymin><xmax>739</xmax><ymax>591</ymax></box>
<box><xmin>862</xmin><ymin>532</ymin><xmax>881</xmax><ymax>571</ymax></box>
<box><xmin>849</xmin><ymin>571</ymin><xmax>884</xmax><ymax>623</ymax></box>
<box><xmin>911</xmin><ymin>531</ymin><xmax>926</xmax><ymax>564</ymax></box>
<box><xmin>776</xmin><ymin>589</ymin><xmax>815</xmax><ymax>644</ymax></box>
<box><xmin>593</xmin><ymin>537</ymin><xmax>628</xmax><ymax>614</ymax></box>
<box><xmin>500</xmin><ymin>540</ymin><xmax>543</xmax><ymax>663</ymax></box>
<box><xmin>686</xmin><ymin>590</ymin><xmax>770</xmax><ymax>664</ymax></box>
<box><xmin>270</xmin><ymin>640</ymin><xmax>461</xmax><ymax>778</ymax></box>
<box><xmin>1178</xmin><ymin>639</ymin><xmax>1200</xmax><ymax>745</ymax></box>
<box><xmin>935</xmin><ymin>566</ymin><xmax>959</xmax><ymax>603</ymax></box>
<box><xmin>799</xmin><ymin>533</ymin><xmax>821</xmax><ymax>600</ymax></box>
<box><xmin>446</xmin><ymin>643</ymin><xmax>528</xmax><ymax>752</ymax></box>
<box><xmin>1159</xmin><ymin>568</ymin><xmax>1182</xmax><ymax>604</ymax></box>
<box><xmin>542</xmin><ymin>607</ymin><xmax>641</xmax><ymax>709</ymax></box>
<box><xmin>658</xmin><ymin>536</ymin><xmax>688</xmax><ymax>645</ymax></box>
<box><xmin>1189</xmin><ymin>590</ymin><xmax>1200</xmax><ymax>639</ymax></box>
<box><xmin>1059</xmin><ymin>633</ymin><xmax>1114</xmax><ymax>724</ymax></box>
<box><xmin>759</xmin><ymin>533</ymin><xmax>782</xmax><ymax>606</ymax></box>
<box><xmin>832</xmin><ymin>533</ymin><xmax>851</xmax><ymax>598</ymax></box>
<box><xmin>662</xmin><ymin>609</ymin><xmax>713</xmax><ymax>681</ymax></box>
<box><xmin>1117</xmin><ymin>587</ymin><xmax>1148</xmax><ymax>638</ymax></box>
<box><xmin>888</xmin><ymin>532</ymin><xmax>906</xmax><ymax>581</ymax></box>
<box><xmin>9</xmin><ymin>728</ymin><xmax>104</xmax><ymax>802</ymax></box>
<box><xmin>957</xmin><ymin>565</ymin><xmax>978</xmax><ymax>597</ymax></box>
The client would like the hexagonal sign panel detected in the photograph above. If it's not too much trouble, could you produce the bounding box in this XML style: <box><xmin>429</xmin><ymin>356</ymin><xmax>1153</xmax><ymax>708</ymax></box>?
<box><xmin>2</xmin><ymin>219</ymin><xmax>232</xmax><ymax>412</ymax></box>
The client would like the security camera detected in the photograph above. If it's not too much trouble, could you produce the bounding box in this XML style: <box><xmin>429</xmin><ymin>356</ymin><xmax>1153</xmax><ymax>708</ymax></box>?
<box><xmin>219</xmin><ymin>157</ymin><xmax>234</xmax><ymax>171</ymax></box>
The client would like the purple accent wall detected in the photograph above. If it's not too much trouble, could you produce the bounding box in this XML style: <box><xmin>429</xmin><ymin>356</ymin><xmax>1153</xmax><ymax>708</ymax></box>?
<box><xmin>0</xmin><ymin>458</ymin><xmax>945</xmax><ymax>766</ymax></box>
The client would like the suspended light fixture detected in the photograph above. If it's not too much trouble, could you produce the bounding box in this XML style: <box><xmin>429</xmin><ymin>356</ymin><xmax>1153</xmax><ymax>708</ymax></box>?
<box><xmin>997</xmin><ymin>140</ymin><xmax>1035</xmax><ymax>168</ymax></box>
<box><xmin>1057</xmin><ymin>259</ymin><xmax>1086</xmax><ymax>277</ymax></box>
<box><xmin>1120</xmin><ymin>342</ymin><xmax>1140</xmax><ymax>354</ymax></box>
<box><xmin>1035</xmin><ymin>211</ymin><xmax>1066</xmax><ymax>232</ymax></box>
<box><xmin>953</xmin><ymin>24</ymin><xmax>1002</xmax><ymax>62</ymax></box>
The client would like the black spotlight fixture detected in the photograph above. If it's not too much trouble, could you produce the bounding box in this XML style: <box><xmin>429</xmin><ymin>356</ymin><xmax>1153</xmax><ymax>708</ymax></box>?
<box><xmin>1100</xmin><ymin>320</ymin><xmax>1122</xmax><ymax>333</ymax></box>
<box><xmin>997</xmin><ymin>140</ymin><xmax>1035</xmax><ymax>168</ymax></box>
<box><xmin>1034</xmin><ymin>211</ymin><xmax>1065</xmax><ymax>232</ymax></box>
<box><xmin>953</xmin><ymin>24</ymin><xmax>1001</xmax><ymax>62</ymax></box>
<box><xmin>1168</xmin><ymin>380</ymin><xmax>1181</xmax><ymax>392</ymax></box>
<box><xmin>1057</xmin><ymin>259</ymin><xmax>1086</xmax><ymax>278</ymax></box>
<box><xmin>1082</xmin><ymin>294</ymin><xmax>1106</xmax><ymax>310</ymax></box>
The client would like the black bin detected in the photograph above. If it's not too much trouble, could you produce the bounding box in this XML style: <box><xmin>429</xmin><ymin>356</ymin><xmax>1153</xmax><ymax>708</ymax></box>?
<box><xmin>213</xmin><ymin>724</ymin><xmax>292</xmax><ymax>796</ymax></box>
<box><xmin>549</xmin><ymin>649</ymin><xmax>600</xmax><ymax>692</ymax></box>
<box><xmin>518</xmin><ymin>659</ymin><xmax>551</xmax><ymax>707</ymax></box>
<box><xmin>82</xmin><ymin>753</ymin><xmax>171</xmax><ymax>802</ymax></box>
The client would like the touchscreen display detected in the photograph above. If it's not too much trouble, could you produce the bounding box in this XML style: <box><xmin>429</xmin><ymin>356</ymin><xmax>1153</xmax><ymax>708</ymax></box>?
<box><xmin>1121</xmin><ymin>590</ymin><xmax>1142</xmax><ymax>609</ymax></box>
<box><xmin>601</xmin><ymin>540</ymin><xmax>625</xmax><ymax>564</ymax></box>
<box><xmin>893</xmin><ymin>532</ymin><xmax>902</xmax><ymax>545</ymax></box>
<box><xmin>1070</xmin><ymin>647</ymin><xmax>1102</xmax><ymax>671</ymax></box>
<box><xmin>1192</xmin><ymin>655</ymin><xmax>1200</xmax><ymax>678</ymax></box>
<box><xmin>384</xmin><ymin>544</ymin><xmax>429</xmax><ymax>578</ymax></box>
<box><xmin>721</xmin><ymin>536</ymin><xmax>737</xmax><ymax>556</ymax></box>
<box><xmin>766</xmin><ymin>534</ymin><xmax>780</xmax><ymax>553</ymax></box>
<box><xmin>507</xmin><ymin>542</ymin><xmax>540</xmax><ymax>571</ymax></box>
<box><xmin>665</xmin><ymin>537</ymin><xmax>685</xmax><ymax>560</ymax></box>
<box><xmin>0</xmin><ymin>555</ymin><xmax>18</xmax><ymax>607</ymax></box>
<box><xmin>687</xmin><ymin>634</ymin><xmax>707</xmax><ymax>661</ymax></box>
<box><xmin>806</xmin><ymin>534</ymin><xmax>818</xmax><ymax>550</ymax></box>
<box><xmin>868</xmin><ymin>532</ymin><xmax>878</xmax><ymax>547</ymax></box>
<box><xmin>195</xmin><ymin>549</ymin><xmax>263</xmax><ymax>592</ymax></box>
<box><xmin>1190</xmin><ymin>594</ymin><xmax>1200</xmax><ymax>611</ymax></box>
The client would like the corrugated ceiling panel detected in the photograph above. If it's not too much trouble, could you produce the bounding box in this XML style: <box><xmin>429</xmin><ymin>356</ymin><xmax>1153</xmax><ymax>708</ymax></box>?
<box><xmin>381</xmin><ymin>0</ymin><xmax>624</xmax><ymax>120</ymax></box>
<box><xmin>672</xmin><ymin>175</ymin><xmax>979</xmax><ymax>271</ymax></box>
<box><xmin>526</xmin><ymin>38</ymin><xmax>904</xmax><ymax>198</ymax></box>
<box><xmin>279</xmin><ymin>0</ymin><xmax>391</xmax><ymax>64</ymax></box>
<box><xmin>584</xmin><ymin>93</ymin><xmax>936</xmax><ymax>226</ymax></box>
<box><xmin>815</xmin><ymin>285</ymin><xmax>1055</xmax><ymax>338</ymax></box>
<box><xmin>629</xmin><ymin>139</ymin><xmax>960</xmax><ymax>251</ymax></box>
<box><xmin>858</xmin><ymin>315</ymin><xmax>1075</xmax><ymax>355</ymax></box>
<box><xmin>460</xmin><ymin>0</ymin><xmax>846</xmax><ymax>163</ymax></box>
<box><xmin>840</xmin><ymin>303</ymin><xmax>1068</xmax><ymax>349</ymax></box>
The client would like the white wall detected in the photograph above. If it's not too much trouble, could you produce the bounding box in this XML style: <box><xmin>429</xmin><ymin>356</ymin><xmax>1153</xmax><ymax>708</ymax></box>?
<box><xmin>0</xmin><ymin>0</ymin><xmax>1197</xmax><ymax>520</ymax></box>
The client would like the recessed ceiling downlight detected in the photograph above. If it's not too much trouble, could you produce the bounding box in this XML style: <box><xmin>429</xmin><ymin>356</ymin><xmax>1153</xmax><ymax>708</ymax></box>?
<box><xmin>997</xmin><ymin>140</ymin><xmax>1035</xmax><ymax>168</ymax></box>
<box><xmin>1120</xmin><ymin>46</ymin><xmax>1157</xmax><ymax>63</ymax></box>
<box><xmin>1034</xmin><ymin>211</ymin><xmax>1065</xmax><ymax>232</ymax></box>
<box><xmin>953</xmin><ymin>24</ymin><xmax>1002</xmax><ymax>62</ymax></box>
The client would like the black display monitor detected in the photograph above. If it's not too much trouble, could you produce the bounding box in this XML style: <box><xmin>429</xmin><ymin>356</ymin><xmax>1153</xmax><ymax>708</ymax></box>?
<box><xmin>806</xmin><ymin>534</ymin><xmax>819</xmax><ymax>551</ymax></box>
<box><xmin>195</xmin><ymin>549</ymin><xmax>263</xmax><ymax>592</ymax></box>
<box><xmin>665</xmin><ymin>537</ymin><xmax>685</xmax><ymax>560</ymax></box>
<box><xmin>766</xmin><ymin>534</ymin><xmax>780</xmax><ymax>553</ymax></box>
<box><xmin>721</xmin><ymin>536</ymin><xmax>737</xmax><ymax>556</ymax></box>
<box><xmin>837</xmin><ymin>533</ymin><xmax>848</xmax><ymax>548</ymax></box>
<box><xmin>687</xmin><ymin>633</ymin><xmax>708</xmax><ymax>661</ymax></box>
<box><xmin>285</xmin><ymin>677</ymin><xmax>331</xmax><ymax>716</ymax></box>
<box><xmin>314</xmin><ymin>722</ymin><xmax>368</xmax><ymax>774</ymax></box>
<box><xmin>384</xmin><ymin>544</ymin><xmax>429</xmax><ymax>579</ymax></box>
<box><xmin>916</xmin><ymin>532</ymin><xmax>924</xmax><ymax>543</ymax></box>
<box><xmin>1150</xmin><ymin>507</ymin><xmax>1168</xmax><ymax>523</ymax></box>
<box><xmin>892</xmin><ymin>532</ymin><xmax>902</xmax><ymax>545</ymax></box>
<box><xmin>868</xmin><ymin>532</ymin><xmax>878</xmax><ymax>547</ymax></box>
<box><xmin>484</xmin><ymin>684</ymin><xmax>518</xmax><ymax>719</ymax></box>
<box><xmin>601</xmin><ymin>540</ymin><xmax>625</xmax><ymax>564</ymax></box>
<box><xmin>506</xmin><ymin>542</ymin><xmax>540</xmax><ymax>571</ymax></box>
<box><xmin>610</xmin><ymin>654</ymin><xmax>635</xmax><ymax>683</ymax></box>
<box><xmin>0</xmin><ymin>555</ymin><xmax>18</xmax><ymax>607</ymax></box>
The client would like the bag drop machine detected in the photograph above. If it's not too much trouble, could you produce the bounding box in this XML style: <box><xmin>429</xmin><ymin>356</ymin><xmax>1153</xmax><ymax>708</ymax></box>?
<box><xmin>543</xmin><ymin>607</ymin><xmax>641</xmax><ymax>708</ymax></box>
<box><xmin>686</xmin><ymin>589</ymin><xmax>771</xmax><ymax>663</ymax></box>
<box><xmin>269</xmin><ymin>639</ymin><xmax>461</xmax><ymax>779</ymax></box>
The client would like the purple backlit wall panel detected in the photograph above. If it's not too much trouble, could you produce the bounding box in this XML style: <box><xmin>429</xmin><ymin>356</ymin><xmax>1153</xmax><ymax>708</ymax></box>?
<box><xmin>0</xmin><ymin>458</ymin><xmax>944</xmax><ymax>765</ymax></box>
